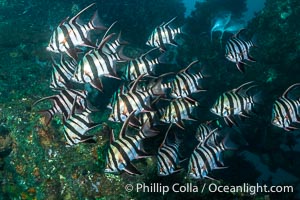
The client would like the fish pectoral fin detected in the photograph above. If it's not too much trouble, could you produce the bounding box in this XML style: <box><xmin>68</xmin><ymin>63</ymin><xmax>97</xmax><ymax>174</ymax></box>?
<box><xmin>239</xmin><ymin>112</ymin><xmax>251</xmax><ymax>119</ymax></box>
<box><xmin>173</xmin><ymin>168</ymin><xmax>183</xmax><ymax>174</ymax></box>
<box><xmin>186</xmin><ymin>116</ymin><xmax>198</xmax><ymax>121</ymax></box>
<box><xmin>224</xmin><ymin>116</ymin><xmax>237</xmax><ymax>127</ymax></box>
<box><xmin>170</xmin><ymin>40</ymin><xmax>179</xmax><ymax>46</ymax></box>
<box><xmin>236</xmin><ymin>62</ymin><xmax>245</xmax><ymax>73</ymax></box>
<box><xmin>175</xmin><ymin>121</ymin><xmax>185</xmax><ymax>130</ymax></box>
<box><xmin>66</xmin><ymin>49</ymin><xmax>78</xmax><ymax>60</ymax></box>
<box><xmin>204</xmin><ymin>175</ymin><xmax>218</xmax><ymax>181</ymax></box>
<box><xmin>129</xmin><ymin>116</ymin><xmax>142</xmax><ymax>127</ymax></box>
<box><xmin>136</xmin><ymin>151</ymin><xmax>152</xmax><ymax>159</ymax></box>
<box><xmin>124</xmin><ymin>163</ymin><xmax>142</xmax><ymax>175</ymax></box>
<box><xmin>90</xmin><ymin>78</ymin><xmax>103</xmax><ymax>92</ymax></box>
<box><xmin>247</xmin><ymin>55</ymin><xmax>256</xmax><ymax>62</ymax></box>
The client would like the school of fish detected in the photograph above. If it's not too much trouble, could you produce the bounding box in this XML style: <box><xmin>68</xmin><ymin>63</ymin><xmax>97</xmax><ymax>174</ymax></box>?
<box><xmin>33</xmin><ymin>3</ymin><xmax>300</xmax><ymax>179</ymax></box>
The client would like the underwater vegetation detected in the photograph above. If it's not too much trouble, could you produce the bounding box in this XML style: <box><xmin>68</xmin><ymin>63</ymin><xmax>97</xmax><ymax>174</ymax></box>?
<box><xmin>0</xmin><ymin>0</ymin><xmax>299</xmax><ymax>199</ymax></box>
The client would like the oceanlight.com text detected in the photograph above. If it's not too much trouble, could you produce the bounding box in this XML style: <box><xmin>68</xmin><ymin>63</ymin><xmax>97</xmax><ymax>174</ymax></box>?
<box><xmin>208</xmin><ymin>183</ymin><xmax>293</xmax><ymax>195</ymax></box>
<box><xmin>124</xmin><ymin>182</ymin><xmax>294</xmax><ymax>195</ymax></box>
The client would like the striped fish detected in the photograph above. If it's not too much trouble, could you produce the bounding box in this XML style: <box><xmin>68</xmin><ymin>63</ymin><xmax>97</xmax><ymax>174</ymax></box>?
<box><xmin>107</xmin><ymin>84</ymin><xmax>129</xmax><ymax>110</ymax></box>
<box><xmin>271</xmin><ymin>83</ymin><xmax>300</xmax><ymax>131</ymax></box>
<box><xmin>63</xmin><ymin>109</ymin><xmax>101</xmax><ymax>147</ymax></box>
<box><xmin>160</xmin><ymin>98</ymin><xmax>199</xmax><ymax>129</ymax></box>
<box><xmin>157</xmin><ymin>125</ymin><xmax>182</xmax><ymax>176</ymax></box>
<box><xmin>188</xmin><ymin>129</ymin><xmax>227</xmax><ymax>180</ymax></box>
<box><xmin>97</xmin><ymin>21</ymin><xmax>129</xmax><ymax>61</ymax></box>
<box><xmin>33</xmin><ymin>89</ymin><xmax>88</xmax><ymax>125</ymax></box>
<box><xmin>46</xmin><ymin>3</ymin><xmax>106</xmax><ymax>60</ymax></box>
<box><xmin>107</xmin><ymin>81</ymin><xmax>157</xmax><ymax>111</ymax></box>
<box><xmin>108</xmin><ymin>74</ymin><xmax>159</xmax><ymax>124</ymax></box>
<box><xmin>124</xmin><ymin>48</ymin><xmax>160</xmax><ymax>81</ymax></box>
<box><xmin>146</xmin><ymin>17</ymin><xmax>182</xmax><ymax>51</ymax></box>
<box><xmin>169</xmin><ymin>60</ymin><xmax>205</xmax><ymax>99</ymax></box>
<box><xmin>105</xmin><ymin>111</ymin><xmax>156</xmax><ymax>175</ymax></box>
<box><xmin>108</xmin><ymin>86</ymin><xmax>153</xmax><ymax>124</ymax></box>
<box><xmin>102</xmin><ymin>32</ymin><xmax>128</xmax><ymax>58</ymax></box>
<box><xmin>136</xmin><ymin>112</ymin><xmax>157</xmax><ymax>127</ymax></box>
<box><xmin>210</xmin><ymin>82</ymin><xmax>258</xmax><ymax>127</ymax></box>
<box><xmin>50</xmin><ymin>55</ymin><xmax>77</xmax><ymax>90</ymax></box>
<box><xmin>225</xmin><ymin>29</ymin><xmax>256</xmax><ymax>72</ymax></box>
<box><xmin>195</xmin><ymin>122</ymin><xmax>220</xmax><ymax>146</ymax></box>
<box><xmin>71</xmin><ymin>34</ymin><xmax>120</xmax><ymax>92</ymax></box>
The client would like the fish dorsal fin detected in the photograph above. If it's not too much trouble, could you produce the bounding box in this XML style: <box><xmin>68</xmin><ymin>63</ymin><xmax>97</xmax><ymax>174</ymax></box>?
<box><xmin>282</xmin><ymin>83</ymin><xmax>300</xmax><ymax>98</ymax></box>
<box><xmin>129</xmin><ymin>74</ymin><xmax>145</xmax><ymax>93</ymax></box>
<box><xmin>59</xmin><ymin>17</ymin><xmax>69</xmax><ymax>26</ymax></box>
<box><xmin>116</xmin><ymin>31</ymin><xmax>128</xmax><ymax>45</ymax></box>
<box><xmin>234</xmin><ymin>81</ymin><xmax>255</xmax><ymax>93</ymax></box>
<box><xmin>234</xmin><ymin>28</ymin><xmax>246</xmax><ymax>38</ymax></box>
<box><xmin>101</xmin><ymin>21</ymin><xmax>118</xmax><ymax>43</ymax></box>
<box><xmin>179</xmin><ymin>60</ymin><xmax>200</xmax><ymax>74</ymax></box>
<box><xmin>70</xmin><ymin>95</ymin><xmax>78</xmax><ymax>116</ymax></box>
<box><xmin>203</xmin><ymin>128</ymin><xmax>218</xmax><ymax>147</ymax></box>
<box><xmin>164</xmin><ymin>17</ymin><xmax>177</xmax><ymax>27</ymax></box>
<box><xmin>119</xmin><ymin>85</ymin><xmax>125</xmax><ymax>96</ymax></box>
<box><xmin>97</xmin><ymin>33</ymin><xmax>116</xmax><ymax>50</ymax></box>
<box><xmin>160</xmin><ymin>123</ymin><xmax>172</xmax><ymax>148</ymax></box>
<box><xmin>32</xmin><ymin>95</ymin><xmax>58</xmax><ymax>107</ymax></box>
<box><xmin>141</xmin><ymin>48</ymin><xmax>158</xmax><ymax>58</ymax></box>
<box><xmin>69</xmin><ymin>3</ymin><xmax>96</xmax><ymax>24</ymax></box>
<box><xmin>119</xmin><ymin>110</ymin><xmax>136</xmax><ymax>140</ymax></box>
<box><xmin>109</xmin><ymin>128</ymin><xmax>115</xmax><ymax>144</ymax></box>
<box><xmin>50</xmin><ymin>54</ymin><xmax>59</xmax><ymax>67</ymax></box>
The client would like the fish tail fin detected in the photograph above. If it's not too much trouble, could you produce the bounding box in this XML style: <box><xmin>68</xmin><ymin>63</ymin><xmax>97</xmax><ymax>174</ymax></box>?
<box><xmin>179</xmin><ymin>24</ymin><xmax>188</xmax><ymax>35</ymax></box>
<box><xmin>89</xmin><ymin>11</ymin><xmax>106</xmax><ymax>30</ymax></box>
<box><xmin>252</xmin><ymin>90</ymin><xmax>264</xmax><ymax>106</ymax></box>
<box><xmin>150</xmin><ymin>77</ymin><xmax>165</xmax><ymax>97</ymax></box>
<box><xmin>116</xmin><ymin>31</ymin><xmax>129</xmax><ymax>45</ymax></box>
<box><xmin>251</xmin><ymin>33</ymin><xmax>259</xmax><ymax>48</ymax></box>
<box><xmin>221</xmin><ymin>134</ymin><xmax>238</xmax><ymax>151</ymax></box>
<box><xmin>158</xmin><ymin>51</ymin><xmax>177</xmax><ymax>65</ymax></box>
<box><xmin>140</xmin><ymin>119</ymin><xmax>159</xmax><ymax>138</ymax></box>
<box><xmin>116</xmin><ymin>46</ymin><xmax>131</xmax><ymax>61</ymax></box>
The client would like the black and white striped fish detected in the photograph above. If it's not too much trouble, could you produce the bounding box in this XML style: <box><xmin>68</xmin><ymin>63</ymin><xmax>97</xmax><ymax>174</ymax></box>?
<box><xmin>102</xmin><ymin>32</ymin><xmax>128</xmax><ymax>58</ymax></box>
<box><xmin>105</xmin><ymin>111</ymin><xmax>156</xmax><ymax>175</ymax></box>
<box><xmin>136</xmin><ymin>112</ymin><xmax>157</xmax><ymax>127</ymax></box>
<box><xmin>50</xmin><ymin>55</ymin><xmax>77</xmax><ymax>90</ymax></box>
<box><xmin>71</xmin><ymin>34</ymin><xmax>120</xmax><ymax>92</ymax></box>
<box><xmin>33</xmin><ymin>89</ymin><xmax>88</xmax><ymax>125</ymax></box>
<box><xmin>271</xmin><ymin>83</ymin><xmax>300</xmax><ymax>131</ymax></box>
<box><xmin>195</xmin><ymin>122</ymin><xmax>220</xmax><ymax>146</ymax></box>
<box><xmin>46</xmin><ymin>3</ymin><xmax>106</xmax><ymax>60</ymax></box>
<box><xmin>107</xmin><ymin>84</ymin><xmax>130</xmax><ymax>110</ymax></box>
<box><xmin>146</xmin><ymin>17</ymin><xmax>182</xmax><ymax>51</ymax></box>
<box><xmin>108</xmin><ymin>75</ymin><xmax>154</xmax><ymax>124</ymax></box>
<box><xmin>169</xmin><ymin>60</ymin><xmax>205</xmax><ymax>99</ymax></box>
<box><xmin>63</xmin><ymin>109</ymin><xmax>101</xmax><ymax>147</ymax></box>
<box><xmin>124</xmin><ymin>48</ymin><xmax>160</xmax><ymax>81</ymax></box>
<box><xmin>210</xmin><ymin>82</ymin><xmax>258</xmax><ymax>127</ymax></box>
<box><xmin>97</xmin><ymin>21</ymin><xmax>130</xmax><ymax>61</ymax></box>
<box><xmin>225</xmin><ymin>29</ymin><xmax>256</xmax><ymax>72</ymax></box>
<box><xmin>188</xmin><ymin>129</ymin><xmax>227</xmax><ymax>180</ymax></box>
<box><xmin>157</xmin><ymin>126</ymin><xmax>182</xmax><ymax>176</ymax></box>
<box><xmin>107</xmin><ymin>74</ymin><xmax>165</xmax><ymax>109</ymax></box>
<box><xmin>160</xmin><ymin>98</ymin><xmax>199</xmax><ymax>129</ymax></box>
